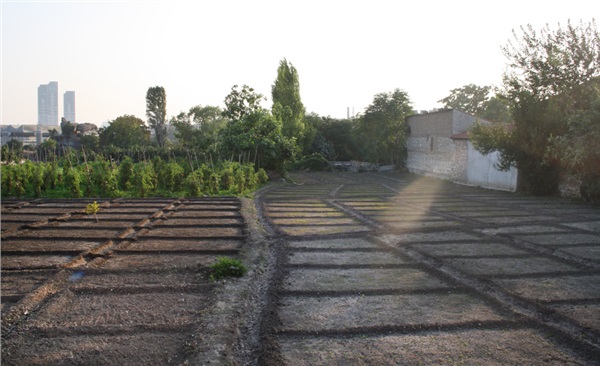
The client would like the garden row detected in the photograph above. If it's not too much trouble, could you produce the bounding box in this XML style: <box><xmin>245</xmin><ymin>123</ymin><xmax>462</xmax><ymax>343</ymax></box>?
<box><xmin>1</xmin><ymin>157</ymin><xmax>268</xmax><ymax>199</ymax></box>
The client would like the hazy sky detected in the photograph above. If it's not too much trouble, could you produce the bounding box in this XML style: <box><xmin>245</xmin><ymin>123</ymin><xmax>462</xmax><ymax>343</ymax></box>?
<box><xmin>1</xmin><ymin>0</ymin><xmax>598</xmax><ymax>126</ymax></box>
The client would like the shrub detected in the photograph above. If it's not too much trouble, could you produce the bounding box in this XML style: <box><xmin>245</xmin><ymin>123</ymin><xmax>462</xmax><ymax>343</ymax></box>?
<box><xmin>209</xmin><ymin>256</ymin><xmax>247</xmax><ymax>281</ymax></box>
<box><xmin>257</xmin><ymin>168</ymin><xmax>269</xmax><ymax>184</ymax></box>
<box><xmin>64</xmin><ymin>167</ymin><xmax>82</xmax><ymax>198</ymax></box>
<box><xmin>118</xmin><ymin>156</ymin><xmax>135</xmax><ymax>191</ymax></box>
<box><xmin>185</xmin><ymin>169</ymin><xmax>204</xmax><ymax>197</ymax></box>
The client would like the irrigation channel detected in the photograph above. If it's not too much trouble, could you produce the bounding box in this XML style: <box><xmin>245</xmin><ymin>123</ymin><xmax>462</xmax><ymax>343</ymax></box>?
<box><xmin>1</xmin><ymin>171</ymin><xmax>600</xmax><ymax>365</ymax></box>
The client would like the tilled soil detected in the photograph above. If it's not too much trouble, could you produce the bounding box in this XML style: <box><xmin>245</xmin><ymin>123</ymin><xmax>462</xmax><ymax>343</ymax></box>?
<box><xmin>254</xmin><ymin>172</ymin><xmax>600</xmax><ymax>365</ymax></box>
<box><xmin>2</xmin><ymin>171</ymin><xmax>600</xmax><ymax>365</ymax></box>
<box><xmin>1</xmin><ymin>197</ymin><xmax>253</xmax><ymax>365</ymax></box>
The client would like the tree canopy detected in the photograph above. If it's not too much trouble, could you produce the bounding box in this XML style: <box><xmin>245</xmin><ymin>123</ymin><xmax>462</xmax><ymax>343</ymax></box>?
<box><xmin>221</xmin><ymin>85</ymin><xmax>296</xmax><ymax>173</ymax></box>
<box><xmin>99</xmin><ymin>115</ymin><xmax>150</xmax><ymax>149</ymax></box>
<box><xmin>471</xmin><ymin>20</ymin><xmax>600</xmax><ymax>197</ymax></box>
<box><xmin>355</xmin><ymin>89</ymin><xmax>413</xmax><ymax>165</ymax></box>
<box><xmin>271</xmin><ymin>59</ymin><xmax>306</xmax><ymax>143</ymax></box>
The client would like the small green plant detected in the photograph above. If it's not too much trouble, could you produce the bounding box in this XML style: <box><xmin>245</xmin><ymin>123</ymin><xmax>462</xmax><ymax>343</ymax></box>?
<box><xmin>85</xmin><ymin>201</ymin><xmax>100</xmax><ymax>222</ymax></box>
<box><xmin>209</xmin><ymin>256</ymin><xmax>247</xmax><ymax>281</ymax></box>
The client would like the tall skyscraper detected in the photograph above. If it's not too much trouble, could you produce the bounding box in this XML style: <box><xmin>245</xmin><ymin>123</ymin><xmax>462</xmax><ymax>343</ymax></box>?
<box><xmin>64</xmin><ymin>91</ymin><xmax>76</xmax><ymax>123</ymax></box>
<box><xmin>38</xmin><ymin>81</ymin><xmax>59</xmax><ymax>126</ymax></box>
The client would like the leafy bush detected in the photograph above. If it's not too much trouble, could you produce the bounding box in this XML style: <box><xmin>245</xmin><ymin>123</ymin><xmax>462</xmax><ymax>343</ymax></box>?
<box><xmin>118</xmin><ymin>156</ymin><xmax>135</xmax><ymax>191</ymax></box>
<box><xmin>185</xmin><ymin>169</ymin><xmax>204</xmax><ymax>196</ymax></box>
<box><xmin>209</xmin><ymin>256</ymin><xmax>247</xmax><ymax>281</ymax></box>
<box><xmin>64</xmin><ymin>166</ymin><xmax>82</xmax><ymax>198</ymax></box>
<box><xmin>133</xmin><ymin>163</ymin><xmax>156</xmax><ymax>197</ymax></box>
<box><xmin>257</xmin><ymin>168</ymin><xmax>269</xmax><ymax>184</ymax></box>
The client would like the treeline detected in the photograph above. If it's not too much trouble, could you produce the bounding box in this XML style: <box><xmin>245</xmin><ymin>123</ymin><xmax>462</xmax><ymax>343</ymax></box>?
<box><xmin>3</xmin><ymin>20</ymin><xmax>599</xmax><ymax>203</ymax></box>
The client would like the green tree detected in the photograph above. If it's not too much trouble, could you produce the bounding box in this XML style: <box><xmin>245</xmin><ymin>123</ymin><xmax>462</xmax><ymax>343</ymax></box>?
<box><xmin>37</xmin><ymin>138</ymin><xmax>58</xmax><ymax>162</ymax></box>
<box><xmin>271</xmin><ymin>59</ymin><xmax>305</xmax><ymax>143</ymax></box>
<box><xmin>471</xmin><ymin>20</ymin><xmax>600</xmax><ymax>195</ymax></box>
<box><xmin>546</xmin><ymin>83</ymin><xmax>600</xmax><ymax>203</ymax></box>
<box><xmin>438</xmin><ymin>84</ymin><xmax>511</xmax><ymax>123</ymax></box>
<box><xmin>79</xmin><ymin>134</ymin><xmax>99</xmax><ymax>153</ymax></box>
<box><xmin>355</xmin><ymin>89</ymin><xmax>413</xmax><ymax>165</ymax></box>
<box><xmin>146</xmin><ymin>86</ymin><xmax>168</xmax><ymax>148</ymax></box>
<box><xmin>438</xmin><ymin>84</ymin><xmax>491</xmax><ymax>116</ymax></box>
<box><xmin>1</xmin><ymin>139</ymin><xmax>24</xmax><ymax>163</ymax></box>
<box><xmin>60</xmin><ymin>117</ymin><xmax>76</xmax><ymax>136</ymax></box>
<box><xmin>99</xmin><ymin>115</ymin><xmax>150</xmax><ymax>149</ymax></box>
<box><xmin>223</xmin><ymin>85</ymin><xmax>265</xmax><ymax>121</ymax></box>
<box><xmin>171</xmin><ymin>105</ymin><xmax>227</xmax><ymax>153</ymax></box>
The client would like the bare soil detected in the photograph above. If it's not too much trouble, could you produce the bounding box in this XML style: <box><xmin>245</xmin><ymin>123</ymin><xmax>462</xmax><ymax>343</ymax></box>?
<box><xmin>2</xmin><ymin>172</ymin><xmax>600</xmax><ymax>365</ymax></box>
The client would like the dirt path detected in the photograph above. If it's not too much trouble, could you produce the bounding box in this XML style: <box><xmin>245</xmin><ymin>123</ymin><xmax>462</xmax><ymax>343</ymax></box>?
<box><xmin>254</xmin><ymin>172</ymin><xmax>600</xmax><ymax>365</ymax></box>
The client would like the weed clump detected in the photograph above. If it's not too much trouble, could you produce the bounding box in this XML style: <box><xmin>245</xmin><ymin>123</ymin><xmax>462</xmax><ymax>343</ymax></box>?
<box><xmin>209</xmin><ymin>256</ymin><xmax>247</xmax><ymax>281</ymax></box>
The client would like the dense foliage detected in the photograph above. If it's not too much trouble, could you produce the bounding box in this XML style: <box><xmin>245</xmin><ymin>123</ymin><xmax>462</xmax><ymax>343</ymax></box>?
<box><xmin>272</xmin><ymin>59</ymin><xmax>306</xmax><ymax>144</ymax></box>
<box><xmin>354</xmin><ymin>89</ymin><xmax>413</xmax><ymax>165</ymax></box>
<box><xmin>1</xmin><ymin>156</ymin><xmax>267</xmax><ymax>199</ymax></box>
<box><xmin>470</xmin><ymin>20</ymin><xmax>600</xmax><ymax>199</ymax></box>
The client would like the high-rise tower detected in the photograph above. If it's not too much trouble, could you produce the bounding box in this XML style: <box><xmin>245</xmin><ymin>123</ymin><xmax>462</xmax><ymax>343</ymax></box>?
<box><xmin>64</xmin><ymin>91</ymin><xmax>76</xmax><ymax>123</ymax></box>
<box><xmin>38</xmin><ymin>81</ymin><xmax>59</xmax><ymax>126</ymax></box>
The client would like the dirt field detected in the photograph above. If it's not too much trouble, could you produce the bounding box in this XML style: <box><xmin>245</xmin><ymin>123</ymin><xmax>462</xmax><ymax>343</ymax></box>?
<box><xmin>2</xmin><ymin>172</ymin><xmax>600</xmax><ymax>365</ymax></box>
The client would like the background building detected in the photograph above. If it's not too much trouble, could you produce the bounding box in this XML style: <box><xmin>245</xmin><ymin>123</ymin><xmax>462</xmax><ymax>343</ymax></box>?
<box><xmin>38</xmin><ymin>81</ymin><xmax>59</xmax><ymax>126</ymax></box>
<box><xmin>63</xmin><ymin>91</ymin><xmax>76</xmax><ymax>123</ymax></box>
<box><xmin>405</xmin><ymin>109</ymin><xmax>518</xmax><ymax>192</ymax></box>
<box><xmin>1</xmin><ymin>124</ymin><xmax>57</xmax><ymax>146</ymax></box>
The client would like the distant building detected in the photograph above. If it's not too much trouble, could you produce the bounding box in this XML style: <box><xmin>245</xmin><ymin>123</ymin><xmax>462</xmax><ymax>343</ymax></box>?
<box><xmin>405</xmin><ymin>109</ymin><xmax>518</xmax><ymax>192</ymax></box>
<box><xmin>0</xmin><ymin>125</ymin><xmax>57</xmax><ymax>146</ymax></box>
<box><xmin>64</xmin><ymin>91</ymin><xmax>76</xmax><ymax>123</ymax></box>
<box><xmin>38</xmin><ymin>81</ymin><xmax>59</xmax><ymax>126</ymax></box>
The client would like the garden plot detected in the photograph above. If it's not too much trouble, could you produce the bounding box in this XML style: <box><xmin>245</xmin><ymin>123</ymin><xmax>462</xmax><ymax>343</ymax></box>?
<box><xmin>257</xmin><ymin>171</ymin><xmax>600</xmax><ymax>365</ymax></box>
<box><xmin>277</xmin><ymin>292</ymin><xmax>507</xmax><ymax>332</ymax></box>
<box><xmin>275</xmin><ymin>328</ymin><xmax>589</xmax><ymax>365</ymax></box>
<box><xmin>1</xmin><ymin>197</ymin><xmax>247</xmax><ymax>366</ymax></box>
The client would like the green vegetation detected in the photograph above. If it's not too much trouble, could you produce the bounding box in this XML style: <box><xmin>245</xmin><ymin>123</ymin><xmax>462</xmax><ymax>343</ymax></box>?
<box><xmin>469</xmin><ymin>20</ymin><xmax>600</xmax><ymax>199</ymax></box>
<box><xmin>1</xmin><ymin>157</ymin><xmax>266</xmax><ymax>199</ymax></box>
<box><xmin>209</xmin><ymin>256</ymin><xmax>247</xmax><ymax>281</ymax></box>
<box><xmin>85</xmin><ymin>201</ymin><xmax>100</xmax><ymax>222</ymax></box>
<box><xmin>5</xmin><ymin>32</ymin><xmax>598</xmax><ymax>202</ymax></box>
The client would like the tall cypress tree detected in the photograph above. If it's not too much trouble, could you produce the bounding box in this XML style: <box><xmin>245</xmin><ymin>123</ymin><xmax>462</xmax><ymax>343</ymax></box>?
<box><xmin>146</xmin><ymin>86</ymin><xmax>167</xmax><ymax>148</ymax></box>
<box><xmin>271</xmin><ymin>59</ymin><xmax>305</xmax><ymax>144</ymax></box>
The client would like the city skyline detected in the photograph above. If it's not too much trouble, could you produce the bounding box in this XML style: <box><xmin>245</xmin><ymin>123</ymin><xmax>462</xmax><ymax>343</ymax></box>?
<box><xmin>2</xmin><ymin>1</ymin><xmax>599</xmax><ymax>127</ymax></box>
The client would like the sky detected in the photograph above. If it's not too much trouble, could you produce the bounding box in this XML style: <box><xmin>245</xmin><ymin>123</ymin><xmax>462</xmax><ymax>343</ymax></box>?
<box><xmin>1</xmin><ymin>0</ymin><xmax>598</xmax><ymax>127</ymax></box>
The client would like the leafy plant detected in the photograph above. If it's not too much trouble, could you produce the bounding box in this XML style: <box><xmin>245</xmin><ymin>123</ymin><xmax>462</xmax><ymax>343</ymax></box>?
<box><xmin>85</xmin><ymin>201</ymin><xmax>100</xmax><ymax>222</ymax></box>
<box><xmin>209</xmin><ymin>256</ymin><xmax>247</xmax><ymax>281</ymax></box>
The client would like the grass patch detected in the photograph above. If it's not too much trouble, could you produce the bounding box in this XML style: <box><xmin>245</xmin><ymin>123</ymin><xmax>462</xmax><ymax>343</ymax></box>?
<box><xmin>209</xmin><ymin>256</ymin><xmax>247</xmax><ymax>281</ymax></box>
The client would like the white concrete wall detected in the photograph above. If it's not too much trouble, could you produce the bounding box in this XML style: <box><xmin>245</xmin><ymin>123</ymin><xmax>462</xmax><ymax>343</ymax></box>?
<box><xmin>466</xmin><ymin>141</ymin><xmax>517</xmax><ymax>191</ymax></box>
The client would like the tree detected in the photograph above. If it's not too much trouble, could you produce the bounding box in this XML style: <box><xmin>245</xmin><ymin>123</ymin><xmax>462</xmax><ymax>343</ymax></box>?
<box><xmin>1</xmin><ymin>139</ymin><xmax>23</xmax><ymax>163</ymax></box>
<box><xmin>438</xmin><ymin>84</ymin><xmax>491</xmax><ymax>116</ymax></box>
<box><xmin>223</xmin><ymin>85</ymin><xmax>265</xmax><ymax>121</ymax></box>
<box><xmin>171</xmin><ymin>105</ymin><xmax>227</xmax><ymax>154</ymax></box>
<box><xmin>37</xmin><ymin>138</ymin><xmax>58</xmax><ymax>162</ymax></box>
<box><xmin>271</xmin><ymin>59</ymin><xmax>305</xmax><ymax>143</ymax></box>
<box><xmin>60</xmin><ymin>117</ymin><xmax>76</xmax><ymax>136</ymax></box>
<box><xmin>220</xmin><ymin>87</ymin><xmax>296</xmax><ymax>173</ymax></box>
<box><xmin>546</xmin><ymin>82</ymin><xmax>600</xmax><ymax>203</ymax></box>
<box><xmin>354</xmin><ymin>89</ymin><xmax>413</xmax><ymax>165</ymax></box>
<box><xmin>471</xmin><ymin>20</ymin><xmax>600</xmax><ymax>195</ymax></box>
<box><xmin>146</xmin><ymin>86</ymin><xmax>167</xmax><ymax>148</ymax></box>
<box><xmin>99</xmin><ymin>115</ymin><xmax>150</xmax><ymax>149</ymax></box>
<box><xmin>79</xmin><ymin>134</ymin><xmax>99</xmax><ymax>153</ymax></box>
<box><xmin>438</xmin><ymin>84</ymin><xmax>511</xmax><ymax>123</ymax></box>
